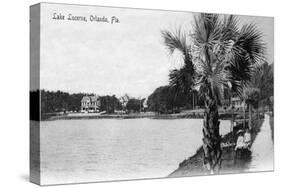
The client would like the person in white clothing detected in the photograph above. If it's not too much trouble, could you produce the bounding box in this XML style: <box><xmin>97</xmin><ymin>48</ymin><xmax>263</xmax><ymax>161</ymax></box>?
<box><xmin>235</xmin><ymin>130</ymin><xmax>246</xmax><ymax>158</ymax></box>
<box><xmin>235</xmin><ymin>132</ymin><xmax>245</xmax><ymax>151</ymax></box>
<box><xmin>244</xmin><ymin>129</ymin><xmax>251</xmax><ymax>149</ymax></box>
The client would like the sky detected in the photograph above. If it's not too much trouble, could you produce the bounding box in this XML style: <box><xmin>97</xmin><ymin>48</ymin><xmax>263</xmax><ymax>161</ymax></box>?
<box><xmin>40</xmin><ymin>3</ymin><xmax>274</xmax><ymax>98</ymax></box>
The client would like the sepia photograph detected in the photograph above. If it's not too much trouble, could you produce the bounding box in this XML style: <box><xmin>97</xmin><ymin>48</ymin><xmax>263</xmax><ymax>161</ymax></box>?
<box><xmin>30</xmin><ymin>3</ymin><xmax>274</xmax><ymax>185</ymax></box>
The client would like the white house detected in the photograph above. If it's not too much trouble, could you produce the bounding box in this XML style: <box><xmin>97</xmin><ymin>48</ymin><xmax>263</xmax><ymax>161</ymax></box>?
<box><xmin>81</xmin><ymin>95</ymin><xmax>100</xmax><ymax>113</ymax></box>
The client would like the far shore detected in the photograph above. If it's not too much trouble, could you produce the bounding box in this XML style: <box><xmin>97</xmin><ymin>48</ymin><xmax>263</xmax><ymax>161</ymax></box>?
<box><xmin>41</xmin><ymin>110</ymin><xmax>240</xmax><ymax>121</ymax></box>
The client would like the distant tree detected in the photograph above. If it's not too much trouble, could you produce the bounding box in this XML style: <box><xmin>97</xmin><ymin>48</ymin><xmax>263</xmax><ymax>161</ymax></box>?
<box><xmin>147</xmin><ymin>86</ymin><xmax>168</xmax><ymax>113</ymax></box>
<box><xmin>147</xmin><ymin>86</ymin><xmax>190</xmax><ymax>113</ymax></box>
<box><xmin>126</xmin><ymin>98</ymin><xmax>143</xmax><ymax>113</ymax></box>
<box><xmin>250</xmin><ymin>62</ymin><xmax>273</xmax><ymax>111</ymax></box>
<box><xmin>41</xmin><ymin>90</ymin><xmax>70</xmax><ymax>113</ymax></box>
<box><xmin>68</xmin><ymin>93</ymin><xmax>85</xmax><ymax>112</ymax></box>
<box><xmin>99</xmin><ymin>95</ymin><xmax>122</xmax><ymax>113</ymax></box>
<box><xmin>242</xmin><ymin>62</ymin><xmax>274</xmax><ymax>122</ymax></box>
<box><xmin>243</xmin><ymin>87</ymin><xmax>260</xmax><ymax>128</ymax></box>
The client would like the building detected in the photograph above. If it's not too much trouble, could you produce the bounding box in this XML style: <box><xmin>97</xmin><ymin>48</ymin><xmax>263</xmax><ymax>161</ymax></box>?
<box><xmin>222</xmin><ymin>97</ymin><xmax>244</xmax><ymax>110</ymax></box>
<box><xmin>81</xmin><ymin>95</ymin><xmax>100</xmax><ymax>113</ymax></box>
<box><xmin>119</xmin><ymin>94</ymin><xmax>130</xmax><ymax>108</ymax></box>
<box><xmin>143</xmin><ymin>98</ymin><xmax>148</xmax><ymax>111</ymax></box>
<box><xmin>231</xmin><ymin>97</ymin><xmax>244</xmax><ymax>109</ymax></box>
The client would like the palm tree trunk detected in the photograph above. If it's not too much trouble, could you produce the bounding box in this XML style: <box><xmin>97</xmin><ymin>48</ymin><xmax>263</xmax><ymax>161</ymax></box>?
<box><xmin>243</xmin><ymin>103</ymin><xmax>246</xmax><ymax>128</ymax></box>
<box><xmin>262</xmin><ymin>100</ymin><xmax>265</xmax><ymax>116</ymax></box>
<box><xmin>202</xmin><ymin>95</ymin><xmax>222</xmax><ymax>173</ymax></box>
<box><xmin>249</xmin><ymin>104</ymin><xmax>252</xmax><ymax>129</ymax></box>
<box><xmin>257</xmin><ymin>102</ymin><xmax>259</xmax><ymax>120</ymax></box>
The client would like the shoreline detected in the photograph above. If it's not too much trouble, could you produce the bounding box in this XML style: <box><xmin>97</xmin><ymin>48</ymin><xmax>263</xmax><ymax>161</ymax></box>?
<box><xmin>169</xmin><ymin>118</ymin><xmax>265</xmax><ymax>177</ymax></box>
<box><xmin>42</xmin><ymin>111</ymin><xmax>238</xmax><ymax>121</ymax></box>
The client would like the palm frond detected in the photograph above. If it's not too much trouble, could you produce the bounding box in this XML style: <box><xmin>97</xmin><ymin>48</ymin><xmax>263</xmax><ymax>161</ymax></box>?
<box><xmin>221</xmin><ymin>15</ymin><xmax>239</xmax><ymax>42</ymax></box>
<box><xmin>223</xmin><ymin>23</ymin><xmax>265</xmax><ymax>98</ymax></box>
<box><xmin>213</xmin><ymin>15</ymin><xmax>239</xmax><ymax>60</ymax></box>
<box><xmin>169</xmin><ymin>50</ymin><xmax>194</xmax><ymax>94</ymax></box>
<box><xmin>162</xmin><ymin>28</ymin><xmax>195</xmax><ymax>94</ymax></box>
<box><xmin>192</xmin><ymin>13</ymin><xmax>222</xmax><ymax>51</ymax></box>
<box><xmin>161</xmin><ymin>29</ymin><xmax>189</xmax><ymax>56</ymax></box>
<box><xmin>233</xmin><ymin>24</ymin><xmax>266</xmax><ymax>68</ymax></box>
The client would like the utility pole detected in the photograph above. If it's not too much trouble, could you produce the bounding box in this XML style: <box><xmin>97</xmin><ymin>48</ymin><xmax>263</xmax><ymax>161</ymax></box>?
<box><xmin>190</xmin><ymin>89</ymin><xmax>195</xmax><ymax>110</ymax></box>
<box><xmin>138</xmin><ymin>97</ymin><xmax>142</xmax><ymax>113</ymax></box>
<box><xmin>193</xmin><ymin>91</ymin><xmax>195</xmax><ymax>110</ymax></box>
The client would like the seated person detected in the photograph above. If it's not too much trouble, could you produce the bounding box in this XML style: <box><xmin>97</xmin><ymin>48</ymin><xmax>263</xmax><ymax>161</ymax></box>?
<box><xmin>244</xmin><ymin>129</ymin><xmax>251</xmax><ymax>149</ymax></box>
<box><xmin>235</xmin><ymin>131</ymin><xmax>245</xmax><ymax>151</ymax></box>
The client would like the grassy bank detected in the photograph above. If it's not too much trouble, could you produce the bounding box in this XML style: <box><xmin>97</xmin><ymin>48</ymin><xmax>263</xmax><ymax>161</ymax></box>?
<box><xmin>269</xmin><ymin>113</ymin><xmax>274</xmax><ymax>141</ymax></box>
<box><xmin>169</xmin><ymin>119</ymin><xmax>264</xmax><ymax>177</ymax></box>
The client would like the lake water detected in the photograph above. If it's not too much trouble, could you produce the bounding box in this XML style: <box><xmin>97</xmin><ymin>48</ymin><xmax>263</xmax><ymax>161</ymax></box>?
<box><xmin>40</xmin><ymin>118</ymin><xmax>231</xmax><ymax>185</ymax></box>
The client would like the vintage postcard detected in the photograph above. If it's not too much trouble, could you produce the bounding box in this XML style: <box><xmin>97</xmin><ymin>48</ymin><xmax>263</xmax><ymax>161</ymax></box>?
<box><xmin>30</xmin><ymin>3</ymin><xmax>274</xmax><ymax>185</ymax></box>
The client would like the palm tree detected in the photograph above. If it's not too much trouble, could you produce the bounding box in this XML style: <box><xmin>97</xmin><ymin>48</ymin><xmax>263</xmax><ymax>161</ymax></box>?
<box><xmin>162</xmin><ymin>13</ymin><xmax>265</xmax><ymax>173</ymax></box>
<box><xmin>251</xmin><ymin>62</ymin><xmax>274</xmax><ymax>114</ymax></box>
<box><xmin>243</xmin><ymin>62</ymin><xmax>273</xmax><ymax>124</ymax></box>
<box><xmin>243</xmin><ymin>87</ymin><xmax>260</xmax><ymax>128</ymax></box>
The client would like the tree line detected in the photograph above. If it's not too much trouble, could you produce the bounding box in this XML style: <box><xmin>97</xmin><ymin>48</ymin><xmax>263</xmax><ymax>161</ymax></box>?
<box><xmin>146</xmin><ymin>85</ymin><xmax>203</xmax><ymax>114</ymax></box>
<box><xmin>29</xmin><ymin>90</ymin><xmax>147</xmax><ymax>116</ymax></box>
<box><xmin>31</xmin><ymin>60</ymin><xmax>272</xmax><ymax>120</ymax></box>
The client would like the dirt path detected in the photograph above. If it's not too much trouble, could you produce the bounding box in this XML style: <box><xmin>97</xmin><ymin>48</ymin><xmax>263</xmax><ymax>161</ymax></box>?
<box><xmin>248</xmin><ymin>114</ymin><xmax>274</xmax><ymax>172</ymax></box>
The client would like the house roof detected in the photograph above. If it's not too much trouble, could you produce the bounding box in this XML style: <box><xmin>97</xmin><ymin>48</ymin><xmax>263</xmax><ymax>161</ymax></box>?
<box><xmin>119</xmin><ymin>94</ymin><xmax>130</xmax><ymax>102</ymax></box>
<box><xmin>81</xmin><ymin>95</ymin><xmax>99</xmax><ymax>102</ymax></box>
<box><xmin>89</xmin><ymin>95</ymin><xmax>99</xmax><ymax>101</ymax></box>
<box><xmin>81</xmin><ymin>96</ymin><xmax>90</xmax><ymax>102</ymax></box>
